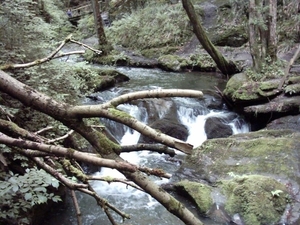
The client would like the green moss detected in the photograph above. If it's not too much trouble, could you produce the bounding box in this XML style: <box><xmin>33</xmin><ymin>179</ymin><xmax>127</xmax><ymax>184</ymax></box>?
<box><xmin>221</xmin><ymin>175</ymin><xmax>288</xmax><ymax>225</ymax></box>
<box><xmin>187</xmin><ymin>130</ymin><xmax>299</xmax><ymax>180</ymax></box>
<box><xmin>95</xmin><ymin>130</ymin><xmax>121</xmax><ymax>156</ymax></box>
<box><xmin>61</xmin><ymin>159</ymin><xmax>88</xmax><ymax>182</ymax></box>
<box><xmin>108</xmin><ymin>107</ymin><xmax>134</xmax><ymax>119</ymax></box>
<box><xmin>175</xmin><ymin>180</ymin><xmax>213</xmax><ymax>215</ymax></box>
<box><xmin>167</xmin><ymin>196</ymin><xmax>185</xmax><ymax>214</ymax></box>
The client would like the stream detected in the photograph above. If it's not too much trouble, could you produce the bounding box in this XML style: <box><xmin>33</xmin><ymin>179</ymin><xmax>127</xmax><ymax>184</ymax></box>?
<box><xmin>44</xmin><ymin>67</ymin><xmax>249</xmax><ymax>225</ymax></box>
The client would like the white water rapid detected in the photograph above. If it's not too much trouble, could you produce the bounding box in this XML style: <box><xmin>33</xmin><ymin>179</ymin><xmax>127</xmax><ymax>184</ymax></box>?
<box><xmin>44</xmin><ymin>67</ymin><xmax>250</xmax><ymax>225</ymax></box>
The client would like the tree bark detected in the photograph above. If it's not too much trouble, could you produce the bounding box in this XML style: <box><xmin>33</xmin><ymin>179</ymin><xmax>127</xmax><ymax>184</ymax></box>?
<box><xmin>91</xmin><ymin>0</ymin><xmax>111</xmax><ymax>54</ymax></box>
<box><xmin>181</xmin><ymin>0</ymin><xmax>239</xmax><ymax>76</ymax></box>
<box><xmin>268</xmin><ymin>0</ymin><xmax>277</xmax><ymax>62</ymax></box>
<box><xmin>249</xmin><ymin>0</ymin><xmax>278</xmax><ymax>72</ymax></box>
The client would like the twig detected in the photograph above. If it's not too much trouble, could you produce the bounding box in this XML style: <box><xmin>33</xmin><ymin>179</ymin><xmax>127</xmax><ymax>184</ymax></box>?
<box><xmin>87</xmin><ymin>176</ymin><xmax>144</xmax><ymax>191</ymax></box>
<box><xmin>214</xmin><ymin>86</ymin><xmax>233</xmax><ymax>109</ymax></box>
<box><xmin>70</xmin><ymin>38</ymin><xmax>102</xmax><ymax>55</ymax></box>
<box><xmin>121</xmin><ymin>144</ymin><xmax>176</xmax><ymax>157</ymax></box>
<box><xmin>30</xmin><ymin>156</ymin><xmax>88</xmax><ymax>189</ymax></box>
<box><xmin>0</xmin><ymin>35</ymin><xmax>79</xmax><ymax>70</ymax></box>
<box><xmin>35</xmin><ymin>126</ymin><xmax>54</xmax><ymax>135</ymax></box>
<box><xmin>47</xmin><ymin>130</ymin><xmax>74</xmax><ymax>143</ymax></box>
<box><xmin>70</xmin><ymin>190</ymin><xmax>82</xmax><ymax>225</ymax></box>
<box><xmin>78</xmin><ymin>187</ymin><xmax>130</xmax><ymax>221</ymax></box>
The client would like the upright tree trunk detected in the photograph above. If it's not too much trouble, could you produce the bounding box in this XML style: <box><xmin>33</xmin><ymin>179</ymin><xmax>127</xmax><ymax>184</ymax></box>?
<box><xmin>181</xmin><ymin>0</ymin><xmax>239</xmax><ymax>76</ymax></box>
<box><xmin>268</xmin><ymin>0</ymin><xmax>277</xmax><ymax>61</ymax></box>
<box><xmin>249</xmin><ymin>0</ymin><xmax>277</xmax><ymax>72</ymax></box>
<box><xmin>91</xmin><ymin>0</ymin><xmax>110</xmax><ymax>54</ymax></box>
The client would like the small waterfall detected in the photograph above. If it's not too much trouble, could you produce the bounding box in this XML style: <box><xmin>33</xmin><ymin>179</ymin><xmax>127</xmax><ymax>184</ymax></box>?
<box><xmin>44</xmin><ymin>67</ymin><xmax>250</xmax><ymax>225</ymax></box>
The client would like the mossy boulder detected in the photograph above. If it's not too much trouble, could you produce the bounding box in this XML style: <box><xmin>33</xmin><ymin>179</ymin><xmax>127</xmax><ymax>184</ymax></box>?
<box><xmin>158</xmin><ymin>53</ymin><xmax>216</xmax><ymax>72</ymax></box>
<box><xmin>173</xmin><ymin>129</ymin><xmax>300</xmax><ymax>224</ymax></box>
<box><xmin>174</xmin><ymin>180</ymin><xmax>213</xmax><ymax>215</ymax></box>
<box><xmin>211</xmin><ymin>25</ymin><xmax>248</xmax><ymax>47</ymax></box>
<box><xmin>221</xmin><ymin>175</ymin><xmax>289</xmax><ymax>225</ymax></box>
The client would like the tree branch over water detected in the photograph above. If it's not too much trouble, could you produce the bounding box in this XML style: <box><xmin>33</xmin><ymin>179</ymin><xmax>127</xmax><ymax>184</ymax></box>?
<box><xmin>0</xmin><ymin>68</ymin><xmax>204</xmax><ymax>225</ymax></box>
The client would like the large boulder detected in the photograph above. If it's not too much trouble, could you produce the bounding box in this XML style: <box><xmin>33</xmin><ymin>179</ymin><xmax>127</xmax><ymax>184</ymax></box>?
<box><xmin>204</xmin><ymin>116</ymin><xmax>233</xmax><ymax>139</ymax></box>
<box><xmin>171</xmin><ymin>129</ymin><xmax>300</xmax><ymax>224</ymax></box>
<box><xmin>223</xmin><ymin>72</ymin><xmax>300</xmax><ymax>124</ymax></box>
<box><xmin>138</xmin><ymin>117</ymin><xmax>189</xmax><ymax>143</ymax></box>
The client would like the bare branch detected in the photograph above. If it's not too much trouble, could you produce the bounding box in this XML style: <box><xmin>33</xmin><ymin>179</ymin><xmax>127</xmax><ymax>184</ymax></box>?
<box><xmin>101</xmin><ymin>89</ymin><xmax>203</xmax><ymax>108</ymax></box>
<box><xmin>35</xmin><ymin>126</ymin><xmax>54</xmax><ymax>135</ymax></box>
<box><xmin>30</xmin><ymin>156</ymin><xmax>88</xmax><ymax>189</ymax></box>
<box><xmin>278</xmin><ymin>44</ymin><xmax>300</xmax><ymax>90</ymax></box>
<box><xmin>121</xmin><ymin>144</ymin><xmax>176</xmax><ymax>157</ymax></box>
<box><xmin>0</xmin><ymin>119</ymin><xmax>45</xmax><ymax>143</ymax></box>
<box><xmin>70</xmin><ymin>38</ymin><xmax>102</xmax><ymax>54</ymax></box>
<box><xmin>78</xmin><ymin>187</ymin><xmax>130</xmax><ymax>221</ymax></box>
<box><xmin>70</xmin><ymin>190</ymin><xmax>83</xmax><ymax>225</ymax></box>
<box><xmin>138</xmin><ymin>167</ymin><xmax>171</xmax><ymax>179</ymax></box>
<box><xmin>0</xmin><ymin>132</ymin><xmax>138</xmax><ymax>172</ymax></box>
<box><xmin>87</xmin><ymin>176</ymin><xmax>144</xmax><ymax>191</ymax></box>
<box><xmin>47</xmin><ymin>130</ymin><xmax>74</xmax><ymax>144</ymax></box>
<box><xmin>0</xmin><ymin>35</ymin><xmax>79</xmax><ymax>70</ymax></box>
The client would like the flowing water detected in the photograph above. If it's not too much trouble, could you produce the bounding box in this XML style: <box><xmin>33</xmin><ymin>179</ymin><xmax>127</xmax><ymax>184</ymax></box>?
<box><xmin>44</xmin><ymin>67</ymin><xmax>249</xmax><ymax>225</ymax></box>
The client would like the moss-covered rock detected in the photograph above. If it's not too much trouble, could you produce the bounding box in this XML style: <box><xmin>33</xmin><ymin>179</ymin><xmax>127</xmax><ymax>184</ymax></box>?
<box><xmin>174</xmin><ymin>180</ymin><xmax>213</xmax><ymax>215</ymax></box>
<box><xmin>221</xmin><ymin>175</ymin><xmax>289</xmax><ymax>225</ymax></box>
<box><xmin>158</xmin><ymin>53</ymin><xmax>216</xmax><ymax>72</ymax></box>
<box><xmin>211</xmin><ymin>25</ymin><xmax>248</xmax><ymax>47</ymax></box>
<box><xmin>173</xmin><ymin>129</ymin><xmax>300</xmax><ymax>224</ymax></box>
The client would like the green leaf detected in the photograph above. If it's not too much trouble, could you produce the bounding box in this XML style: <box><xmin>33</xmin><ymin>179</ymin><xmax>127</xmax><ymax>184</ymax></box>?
<box><xmin>12</xmin><ymin>184</ymin><xmax>19</xmax><ymax>192</ymax></box>
<box><xmin>24</xmin><ymin>193</ymin><xmax>32</xmax><ymax>201</ymax></box>
<box><xmin>33</xmin><ymin>186</ymin><xmax>47</xmax><ymax>193</ymax></box>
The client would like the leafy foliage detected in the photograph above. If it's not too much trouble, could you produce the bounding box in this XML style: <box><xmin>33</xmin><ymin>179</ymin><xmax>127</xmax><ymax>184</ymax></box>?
<box><xmin>0</xmin><ymin>168</ymin><xmax>61</xmax><ymax>225</ymax></box>
<box><xmin>106</xmin><ymin>3</ymin><xmax>193</xmax><ymax>50</ymax></box>
<box><xmin>245</xmin><ymin>58</ymin><xmax>285</xmax><ymax>81</ymax></box>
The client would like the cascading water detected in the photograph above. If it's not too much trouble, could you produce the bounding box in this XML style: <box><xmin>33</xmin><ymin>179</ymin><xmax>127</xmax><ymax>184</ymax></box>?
<box><xmin>44</xmin><ymin>67</ymin><xmax>249</xmax><ymax>225</ymax></box>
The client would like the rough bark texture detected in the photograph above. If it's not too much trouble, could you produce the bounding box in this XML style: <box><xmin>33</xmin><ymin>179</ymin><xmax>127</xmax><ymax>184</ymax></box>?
<box><xmin>181</xmin><ymin>0</ymin><xmax>239</xmax><ymax>76</ymax></box>
<box><xmin>249</xmin><ymin>0</ymin><xmax>278</xmax><ymax>72</ymax></box>
<box><xmin>91</xmin><ymin>0</ymin><xmax>109</xmax><ymax>54</ymax></box>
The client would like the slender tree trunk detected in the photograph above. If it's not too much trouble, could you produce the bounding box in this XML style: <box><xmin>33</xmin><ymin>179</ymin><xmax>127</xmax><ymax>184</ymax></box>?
<box><xmin>268</xmin><ymin>0</ymin><xmax>277</xmax><ymax>61</ymax></box>
<box><xmin>249</xmin><ymin>0</ymin><xmax>278</xmax><ymax>72</ymax></box>
<box><xmin>91</xmin><ymin>0</ymin><xmax>111</xmax><ymax>54</ymax></box>
<box><xmin>181</xmin><ymin>0</ymin><xmax>239</xmax><ymax>76</ymax></box>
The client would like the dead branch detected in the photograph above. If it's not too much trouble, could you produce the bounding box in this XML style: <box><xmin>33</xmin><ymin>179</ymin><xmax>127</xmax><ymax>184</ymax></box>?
<box><xmin>70</xmin><ymin>38</ymin><xmax>102</xmax><ymax>54</ymax></box>
<box><xmin>121</xmin><ymin>143</ymin><xmax>176</xmax><ymax>157</ymax></box>
<box><xmin>100</xmin><ymin>89</ymin><xmax>203</xmax><ymax>108</ymax></box>
<box><xmin>278</xmin><ymin>44</ymin><xmax>300</xmax><ymax>90</ymax></box>
<box><xmin>0</xmin><ymin>119</ymin><xmax>45</xmax><ymax>143</ymax></box>
<box><xmin>139</xmin><ymin>167</ymin><xmax>171</xmax><ymax>179</ymax></box>
<box><xmin>0</xmin><ymin>34</ymin><xmax>102</xmax><ymax>70</ymax></box>
<box><xmin>35</xmin><ymin>126</ymin><xmax>54</xmax><ymax>135</ymax></box>
<box><xmin>31</xmin><ymin>156</ymin><xmax>88</xmax><ymax>189</ymax></box>
<box><xmin>87</xmin><ymin>176</ymin><xmax>144</xmax><ymax>191</ymax></box>
<box><xmin>70</xmin><ymin>190</ymin><xmax>83</xmax><ymax>225</ymax></box>
<box><xmin>78</xmin><ymin>187</ymin><xmax>130</xmax><ymax>221</ymax></box>
<box><xmin>47</xmin><ymin>130</ymin><xmax>74</xmax><ymax>144</ymax></box>
<box><xmin>0</xmin><ymin>132</ymin><xmax>138</xmax><ymax>172</ymax></box>
<box><xmin>0</xmin><ymin>35</ymin><xmax>77</xmax><ymax>70</ymax></box>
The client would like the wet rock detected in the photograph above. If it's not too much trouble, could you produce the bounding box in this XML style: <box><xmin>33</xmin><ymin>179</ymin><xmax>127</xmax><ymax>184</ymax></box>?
<box><xmin>266</xmin><ymin>115</ymin><xmax>300</xmax><ymax>132</ymax></box>
<box><xmin>204</xmin><ymin>116</ymin><xmax>233</xmax><ymax>139</ymax></box>
<box><xmin>139</xmin><ymin>117</ymin><xmax>189</xmax><ymax>143</ymax></box>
